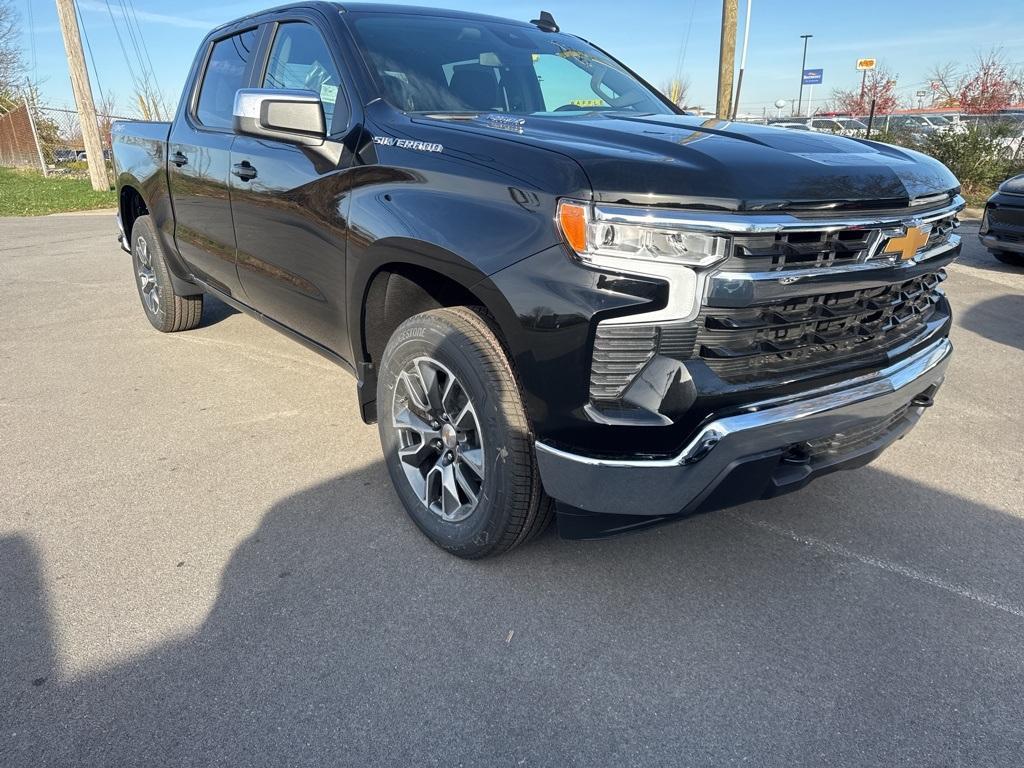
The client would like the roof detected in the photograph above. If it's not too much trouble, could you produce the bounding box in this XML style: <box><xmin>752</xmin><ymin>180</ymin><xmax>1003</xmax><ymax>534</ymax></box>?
<box><xmin>335</xmin><ymin>3</ymin><xmax>536</xmax><ymax>27</ymax></box>
<box><xmin>209</xmin><ymin>2</ymin><xmax>538</xmax><ymax>35</ymax></box>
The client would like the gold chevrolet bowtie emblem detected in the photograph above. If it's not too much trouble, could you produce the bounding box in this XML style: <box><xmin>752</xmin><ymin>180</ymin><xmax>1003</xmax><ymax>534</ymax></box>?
<box><xmin>886</xmin><ymin>225</ymin><xmax>930</xmax><ymax>261</ymax></box>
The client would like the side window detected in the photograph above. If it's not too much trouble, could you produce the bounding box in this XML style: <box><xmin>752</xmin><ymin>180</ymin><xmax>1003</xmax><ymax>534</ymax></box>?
<box><xmin>195</xmin><ymin>29</ymin><xmax>259</xmax><ymax>129</ymax></box>
<box><xmin>263</xmin><ymin>23</ymin><xmax>343</xmax><ymax>129</ymax></box>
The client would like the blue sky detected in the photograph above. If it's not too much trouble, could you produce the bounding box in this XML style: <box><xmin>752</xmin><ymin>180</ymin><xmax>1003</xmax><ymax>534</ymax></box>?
<box><xmin>17</xmin><ymin>0</ymin><xmax>1024</xmax><ymax>116</ymax></box>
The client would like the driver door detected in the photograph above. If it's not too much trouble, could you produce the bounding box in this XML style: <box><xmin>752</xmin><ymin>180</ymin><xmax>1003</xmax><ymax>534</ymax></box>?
<box><xmin>229</xmin><ymin>18</ymin><xmax>357</xmax><ymax>353</ymax></box>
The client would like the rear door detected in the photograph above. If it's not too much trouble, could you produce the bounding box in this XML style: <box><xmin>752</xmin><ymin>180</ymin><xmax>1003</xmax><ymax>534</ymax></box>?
<box><xmin>229</xmin><ymin>16</ymin><xmax>359</xmax><ymax>353</ymax></box>
<box><xmin>167</xmin><ymin>26</ymin><xmax>260</xmax><ymax>297</ymax></box>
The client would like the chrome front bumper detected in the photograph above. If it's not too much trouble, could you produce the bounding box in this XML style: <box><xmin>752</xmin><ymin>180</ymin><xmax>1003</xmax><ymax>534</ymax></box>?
<box><xmin>536</xmin><ymin>338</ymin><xmax>952</xmax><ymax>517</ymax></box>
<box><xmin>980</xmin><ymin>233</ymin><xmax>1024</xmax><ymax>254</ymax></box>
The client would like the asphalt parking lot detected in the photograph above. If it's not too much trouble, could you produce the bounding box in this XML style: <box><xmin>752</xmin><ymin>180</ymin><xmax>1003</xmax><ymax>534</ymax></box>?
<box><xmin>1</xmin><ymin>213</ymin><xmax>1022</xmax><ymax>767</ymax></box>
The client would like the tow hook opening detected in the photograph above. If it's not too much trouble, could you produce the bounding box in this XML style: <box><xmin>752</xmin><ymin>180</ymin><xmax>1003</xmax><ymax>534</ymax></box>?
<box><xmin>782</xmin><ymin>444</ymin><xmax>811</xmax><ymax>465</ymax></box>
<box><xmin>911</xmin><ymin>390</ymin><xmax>936</xmax><ymax>408</ymax></box>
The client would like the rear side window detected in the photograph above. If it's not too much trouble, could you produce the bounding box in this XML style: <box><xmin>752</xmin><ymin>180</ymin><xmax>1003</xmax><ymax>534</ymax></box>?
<box><xmin>262</xmin><ymin>23</ymin><xmax>343</xmax><ymax>128</ymax></box>
<box><xmin>196</xmin><ymin>29</ymin><xmax>259</xmax><ymax>129</ymax></box>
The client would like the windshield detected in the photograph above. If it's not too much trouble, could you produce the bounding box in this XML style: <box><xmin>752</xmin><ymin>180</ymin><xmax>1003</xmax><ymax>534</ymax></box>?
<box><xmin>926</xmin><ymin>116</ymin><xmax>950</xmax><ymax>126</ymax></box>
<box><xmin>347</xmin><ymin>13</ymin><xmax>673</xmax><ymax>117</ymax></box>
<box><xmin>837</xmin><ymin>119</ymin><xmax>867</xmax><ymax>129</ymax></box>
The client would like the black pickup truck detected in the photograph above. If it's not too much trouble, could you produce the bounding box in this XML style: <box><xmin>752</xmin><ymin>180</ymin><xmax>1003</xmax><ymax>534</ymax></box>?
<box><xmin>112</xmin><ymin>2</ymin><xmax>962</xmax><ymax>558</ymax></box>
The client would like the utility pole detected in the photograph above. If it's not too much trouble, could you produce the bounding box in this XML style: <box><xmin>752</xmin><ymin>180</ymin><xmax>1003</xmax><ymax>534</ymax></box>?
<box><xmin>716</xmin><ymin>0</ymin><xmax>738</xmax><ymax>119</ymax></box>
<box><xmin>796</xmin><ymin>34</ymin><xmax>812</xmax><ymax>118</ymax></box>
<box><xmin>54</xmin><ymin>0</ymin><xmax>108</xmax><ymax>191</ymax></box>
<box><xmin>731</xmin><ymin>0</ymin><xmax>752</xmax><ymax>120</ymax></box>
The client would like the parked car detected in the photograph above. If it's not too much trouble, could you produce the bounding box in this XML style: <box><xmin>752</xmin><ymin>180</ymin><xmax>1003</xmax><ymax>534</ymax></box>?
<box><xmin>980</xmin><ymin>173</ymin><xmax>1024</xmax><ymax>264</ymax></box>
<box><xmin>112</xmin><ymin>2</ymin><xmax>962</xmax><ymax>557</ymax></box>
<box><xmin>809</xmin><ymin>117</ymin><xmax>868</xmax><ymax>136</ymax></box>
<box><xmin>771</xmin><ymin>121</ymin><xmax>812</xmax><ymax>131</ymax></box>
<box><xmin>52</xmin><ymin>148</ymin><xmax>79</xmax><ymax>163</ymax></box>
<box><xmin>71</xmin><ymin>149</ymin><xmax>113</xmax><ymax>162</ymax></box>
<box><xmin>880</xmin><ymin>115</ymin><xmax>929</xmax><ymax>135</ymax></box>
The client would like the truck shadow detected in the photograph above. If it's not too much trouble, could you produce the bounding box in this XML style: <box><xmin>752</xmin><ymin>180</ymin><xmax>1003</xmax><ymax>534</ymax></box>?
<box><xmin>959</xmin><ymin>293</ymin><xmax>1024</xmax><ymax>351</ymax></box>
<box><xmin>198</xmin><ymin>292</ymin><xmax>240</xmax><ymax>328</ymax></box>
<box><xmin>4</xmin><ymin>462</ymin><xmax>1023</xmax><ymax>766</ymax></box>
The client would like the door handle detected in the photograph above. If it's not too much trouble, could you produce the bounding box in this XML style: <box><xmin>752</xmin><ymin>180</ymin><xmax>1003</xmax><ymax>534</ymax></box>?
<box><xmin>170</xmin><ymin>151</ymin><xmax>188</xmax><ymax>167</ymax></box>
<box><xmin>231</xmin><ymin>161</ymin><xmax>257</xmax><ymax>181</ymax></box>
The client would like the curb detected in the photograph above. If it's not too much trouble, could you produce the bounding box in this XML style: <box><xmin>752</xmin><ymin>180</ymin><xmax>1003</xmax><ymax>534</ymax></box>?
<box><xmin>46</xmin><ymin>208</ymin><xmax>117</xmax><ymax>217</ymax></box>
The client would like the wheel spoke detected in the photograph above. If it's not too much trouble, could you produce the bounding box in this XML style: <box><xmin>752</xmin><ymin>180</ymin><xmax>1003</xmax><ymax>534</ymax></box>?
<box><xmin>398</xmin><ymin>441</ymin><xmax>438</xmax><ymax>474</ymax></box>
<box><xmin>417</xmin><ymin>359</ymin><xmax>448</xmax><ymax>414</ymax></box>
<box><xmin>423</xmin><ymin>463</ymin><xmax>442</xmax><ymax>508</ymax></box>
<box><xmin>441</xmin><ymin>374</ymin><xmax>459</xmax><ymax>416</ymax></box>
<box><xmin>393</xmin><ymin>405</ymin><xmax>437</xmax><ymax>439</ymax></box>
<box><xmin>459</xmin><ymin>447</ymin><xmax>484</xmax><ymax>480</ymax></box>
<box><xmin>135</xmin><ymin>237</ymin><xmax>149</xmax><ymax>266</ymax></box>
<box><xmin>452</xmin><ymin>402</ymin><xmax>474</xmax><ymax>431</ymax></box>
<box><xmin>453</xmin><ymin>463</ymin><xmax>478</xmax><ymax>507</ymax></box>
<box><xmin>398</xmin><ymin>369</ymin><xmax>430</xmax><ymax>413</ymax></box>
<box><xmin>441</xmin><ymin>463</ymin><xmax>462</xmax><ymax>519</ymax></box>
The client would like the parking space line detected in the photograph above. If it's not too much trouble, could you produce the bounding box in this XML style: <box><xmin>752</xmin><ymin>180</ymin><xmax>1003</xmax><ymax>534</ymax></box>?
<box><xmin>728</xmin><ymin>511</ymin><xmax>1024</xmax><ymax>620</ymax></box>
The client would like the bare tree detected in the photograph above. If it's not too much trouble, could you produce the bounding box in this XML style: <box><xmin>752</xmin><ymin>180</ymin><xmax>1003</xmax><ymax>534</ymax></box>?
<box><xmin>97</xmin><ymin>90</ymin><xmax>119</xmax><ymax>144</ymax></box>
<box><xmin>0</xmin><ymin>0</ymin><xmax>25</xmax><ymax>95</ymax></box>
<box><xmin>926</xmin><ymin>62</ymin><xmax>960</xmax><ymax>107</ymax></box>
<box><xmin>660</xmin><ymin>77</ymin><xmax>690</xmax><ymax>109</ymax></box>
<box><xmin>133</xmin><ymin>82</ymin><xmax>171</xmax><ymax>121</ymax></box>
<box><xmin>827</xmin><ymin>65</ymin><xmax>902</xmax><ymax>115</ymax></box>
<box><xmin>926</xmin><ymin>50</ymin><xmax>1022</xmax><ymax>113</ymax></box>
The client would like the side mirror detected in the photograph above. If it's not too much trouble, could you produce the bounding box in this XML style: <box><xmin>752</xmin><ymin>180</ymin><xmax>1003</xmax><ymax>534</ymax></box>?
<box><xmin>233</xmin><ymin>89</ymin><xmax>326</xmax><ymax>146</ymax></box>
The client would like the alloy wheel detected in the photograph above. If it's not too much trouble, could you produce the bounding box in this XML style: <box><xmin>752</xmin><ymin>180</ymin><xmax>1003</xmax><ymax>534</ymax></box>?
<box><xmin>135</xmin><ymin>235</ymin><xmax>160</xmax><ymax>315</ymax></box>
<box><xmin>391</xmin><ymin>356</ymin><xmax>485</xmax><ymax>523</ymax></box>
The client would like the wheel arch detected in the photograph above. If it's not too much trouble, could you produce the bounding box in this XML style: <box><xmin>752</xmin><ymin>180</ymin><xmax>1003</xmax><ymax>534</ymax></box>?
<box><xmin>116</xmin><ymin>175</ymin><xmax>199</xmax><ymax>296</ymax></box>
<box><xmin>119</xmin><ymin>183</ymin><xmax>149</xmax><ymax>242</ymax></box>
<box><xmin>351</xmin><ymin>240</ymin><xmax>518</xmax><ymax>424</ymax></box>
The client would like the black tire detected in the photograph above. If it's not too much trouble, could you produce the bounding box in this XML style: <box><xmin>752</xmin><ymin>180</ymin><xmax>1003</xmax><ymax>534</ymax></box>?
<box><xmin>130</xmin><ymin>215</ymin><xmax>203</xmax><ymax>332</ymax></box>
<box><xmin>377</xmin><ymin>306</ymin><xmax>553</xmax><ymax>558</ymax></box>
<box><xmin>991</xmin><ymin>249</ymin><xmax>1024</xmax><ymax>266</ymax></box>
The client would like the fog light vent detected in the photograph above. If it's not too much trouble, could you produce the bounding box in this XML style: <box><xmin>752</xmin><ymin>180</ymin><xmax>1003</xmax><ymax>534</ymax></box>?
<box><xmin>590</xmin><ymin>324</ymin><xmax>658</xmax><ymax>401</ymax></box>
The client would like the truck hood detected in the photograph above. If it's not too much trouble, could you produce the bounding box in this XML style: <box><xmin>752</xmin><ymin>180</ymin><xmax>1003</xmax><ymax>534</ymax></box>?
<box><xmin>418</xmin><ymin>112</ymin><xmax>960</xmax><ymax>211</ymax></box>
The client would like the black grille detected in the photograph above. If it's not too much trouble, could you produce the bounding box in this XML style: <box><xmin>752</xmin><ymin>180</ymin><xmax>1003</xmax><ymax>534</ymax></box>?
<box><xmin>804</xmin><ymin>404</ymin><xmax>912</xmax><ymax>459</ymax></box>
<box><xmin>987</xmin><ymin>205</ymin><xmax>1024</xmax><ymax>238</ymax></box>
<box><xmin>722</xmin><ymin>213</ymin><xmax>958</xmax><ymax>273</ymax></box>
<box><xmin>696</xmin><ymin>271</ymin><xmax>946</xmax><ymax>382</ymax></box>
<box><xmin>723</xmin><ymin>229</ymin><xmax>874</xmax><ymax>272</ymax></box>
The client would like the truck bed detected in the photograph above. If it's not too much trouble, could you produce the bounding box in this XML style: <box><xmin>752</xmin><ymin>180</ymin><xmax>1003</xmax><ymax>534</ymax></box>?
<box><xmin>111</xmin><ymin>120</ymin><xmax>172</xmax><ymax>199</ymax></box>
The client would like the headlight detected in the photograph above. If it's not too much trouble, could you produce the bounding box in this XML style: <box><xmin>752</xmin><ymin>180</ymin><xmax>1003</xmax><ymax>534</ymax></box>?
<box><xmin>557</xmin><ymin>200</ymin><xmax>731</xmax><ymax>269</ymax></box>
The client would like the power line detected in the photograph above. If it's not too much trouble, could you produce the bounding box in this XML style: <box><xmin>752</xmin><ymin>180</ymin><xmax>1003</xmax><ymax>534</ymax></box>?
<box><xmin>672</xmin><ymin>0</ymin><xmax>697</xmax><ymax>86</ymax></box>
<box><xmin>73</xmin><ymin>0</ymin><xmax>106</xmax><ymax>102</ymax></box>
<box><xmin>24</xmin><ymin>0</ymin><xmax>37</xmax><ymax>83</ymax></box>
<box><xmin>101</xmin><ymin>0</ymin><xmax>145</xmax><ymax>99</ymax></box>
<box><xmin>125</xmin><ymin>0</ymin><xmax>162</xmax><ymax>101</ymax></box>
<box><xmin>117</xmin><ymin>0</ymin><xmax>147</xmax><ymax>74</ymax></box>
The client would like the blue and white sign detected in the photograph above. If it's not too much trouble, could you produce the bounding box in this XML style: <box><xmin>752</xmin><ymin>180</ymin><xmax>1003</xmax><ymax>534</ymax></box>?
<box><xmin>802</xmin><ymin>68</ymin><xmax>824</xmax><ymax>85</ymax></box>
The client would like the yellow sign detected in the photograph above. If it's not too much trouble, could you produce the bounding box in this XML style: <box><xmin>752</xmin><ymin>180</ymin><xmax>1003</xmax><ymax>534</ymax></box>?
<box><xmin>856</xmin><ymin>58</ymin><xmax>877</xmax><ymax>71</ymax></box>
<box><xmin>570</xmin><ymin>99</ymin><xmax>605</xmax><ymax>107</ymax></box>
<box><xmin>886</xmin><ymin>226</ymin><xmax>930</xmax><ymax>261</ymax></box>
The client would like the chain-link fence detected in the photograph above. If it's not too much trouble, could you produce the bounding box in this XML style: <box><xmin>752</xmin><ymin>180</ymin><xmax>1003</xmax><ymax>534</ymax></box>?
<box><xmin>0</xmin><ymin>95</ymin><xmax>46</xmax><ymax>169</ymax></box>
<box><xmin>0</xmin><ymin>94</ymin><xmax>130</xmax><ymax>174</ymax></box>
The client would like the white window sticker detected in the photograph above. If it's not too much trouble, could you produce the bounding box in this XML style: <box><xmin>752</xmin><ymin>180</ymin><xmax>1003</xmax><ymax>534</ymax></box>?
<box><xmin>320</xmin><ymin>84</ymin><xmax>339</xmax><ymax>104</ymax></box>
